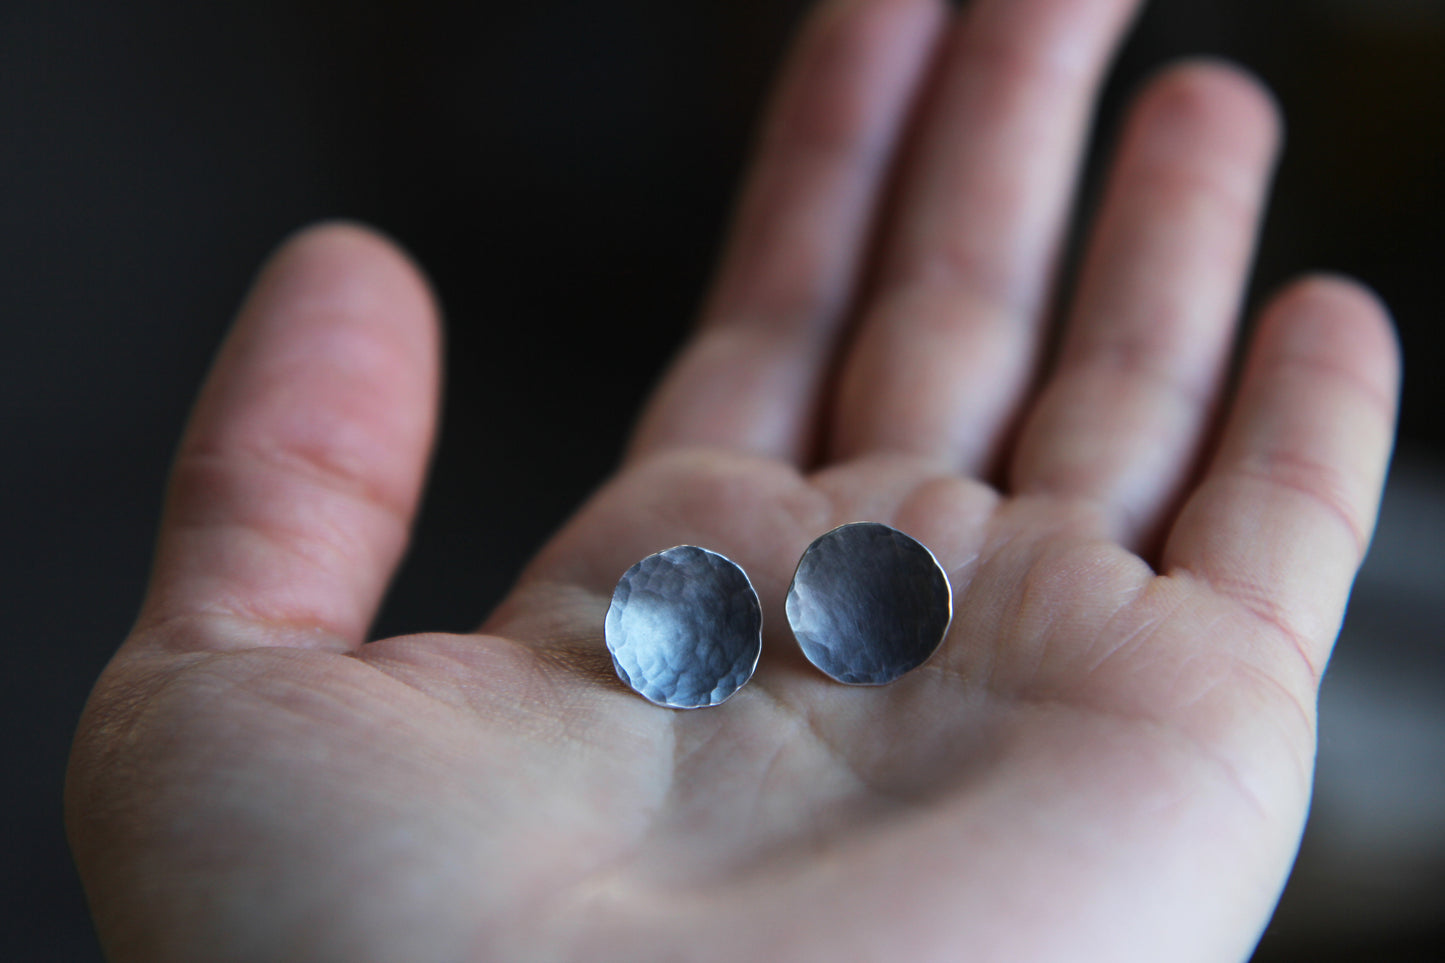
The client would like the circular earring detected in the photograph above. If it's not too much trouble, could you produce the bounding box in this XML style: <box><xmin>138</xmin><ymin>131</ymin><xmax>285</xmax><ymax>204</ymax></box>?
<box><xmin>605</xmin><ymin>545</ymin><xmax>763</xmax><ymax>709</ymax></box>
<box><xmin>786</xmin><ymin>522</ymin><xmax>952</xmax><ymax>685</ymax></box>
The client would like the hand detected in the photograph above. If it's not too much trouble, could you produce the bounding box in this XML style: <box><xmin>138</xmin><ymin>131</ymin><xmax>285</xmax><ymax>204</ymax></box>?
<box><xmin>66</xmin><ymin>0</ymin><xmax>1400</xmax><ymax>960</ymax></box>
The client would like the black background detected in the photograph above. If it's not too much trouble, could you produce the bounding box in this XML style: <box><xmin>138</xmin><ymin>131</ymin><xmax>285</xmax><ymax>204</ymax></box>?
<box><xmin>3</xmin><ymin>0</ymin><xmax>1442</xmax><ymax>958</ymax></box>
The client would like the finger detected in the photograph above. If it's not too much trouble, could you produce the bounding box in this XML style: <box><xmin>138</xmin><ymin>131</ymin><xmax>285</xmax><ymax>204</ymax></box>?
<box><xmin>627</xmin><ymin>0</ymin><xmax>948</xmax><ymax>464</ymax></box>
<box><xmin>831</xmin><ymin>0</ymin><xmax>1142</xmax><ymax>470</ymax></box>
<box><xmin>1009</xmin><ymin>62</ymin><xmax>1281</xmax><ymax>548</ymax></box>
<box><xmin>1163</xmin><ymin>277</ymin><xmax>1400</xmax><ymax>676</ymax></box>
<box><xmin>131</xmin><ymin>223</ymin><xmax>442</xmax><ymax>653</ymax></box>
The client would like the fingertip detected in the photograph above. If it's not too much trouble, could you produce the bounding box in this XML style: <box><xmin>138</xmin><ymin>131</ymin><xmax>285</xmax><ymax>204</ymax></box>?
<box><xmin>1128</xmin><ymin>58</ymin><xmax>1283</xmax><ymax>174</ymax></box>
<box><xmin>1263</xmin><ymin>273</ymin><xmax>1396</xmax><ymax>345</ymax></box>
<box><xmin>254</xmin><ymin>219</ymin><xmax>442</xmax><ymax>345</ymax></box>
<box><xmin>274</xmin><ymin>219</ymin><xmax>430</xmax><ymax>278</ymax></box>
<box><xmin>1254</xmin><ymin>274</ymin><xmax>1401</xmax><ymax>411</ymax></box>
<box><xmin>196</xmin><ymin>220</ymin><xmax>444</xmax><ymax>516</ymax></box>
<box><xmin>237</xmin><ymin>220</ymin><xmax>444</xmax><ymax>415</ymax></box>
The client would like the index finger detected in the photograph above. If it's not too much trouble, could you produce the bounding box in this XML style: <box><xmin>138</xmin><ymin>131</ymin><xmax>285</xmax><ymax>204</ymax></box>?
<box><xmin>627</xmin><ymin>0</ymin><xmax>948</xmax><ymax>465</ymax></box>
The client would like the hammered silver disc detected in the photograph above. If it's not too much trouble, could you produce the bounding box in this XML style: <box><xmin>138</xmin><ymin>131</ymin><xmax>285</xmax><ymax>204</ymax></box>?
<box><xmin>786</xmin><ymin>522</ymin><xmax>952</xmax><ymax>685</ymax></box>
<box><xmin>604</xmin><ymin>546</ymin><xmax>762</xmax><ymax>709</ymax></box>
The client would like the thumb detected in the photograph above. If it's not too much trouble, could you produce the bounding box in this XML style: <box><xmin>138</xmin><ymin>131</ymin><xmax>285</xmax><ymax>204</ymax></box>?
<box><xmin>131</xmin><ymin>222</ymin><xmax>442</xmax><ymax>654</ymax></box>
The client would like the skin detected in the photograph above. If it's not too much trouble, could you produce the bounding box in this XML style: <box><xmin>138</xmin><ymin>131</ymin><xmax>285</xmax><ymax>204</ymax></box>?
<box><xmin>66</xmin><ymin>0</ymin><xmax>1401</xmax><ymax>960</ymax></box>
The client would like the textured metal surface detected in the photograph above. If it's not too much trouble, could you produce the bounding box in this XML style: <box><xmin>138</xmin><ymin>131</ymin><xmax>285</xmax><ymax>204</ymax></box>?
<box><xmin>605</xmin><ymin>546</ymin><xmax>762</xmax><ymax>709</ymax></box>
<box><xmin>786</xmin><ymin>522</ymin><xmax>952</xmax><ymax>685</ymax></box>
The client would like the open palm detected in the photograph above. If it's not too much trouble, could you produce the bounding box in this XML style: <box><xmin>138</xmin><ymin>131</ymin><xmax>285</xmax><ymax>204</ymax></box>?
<box><xmin>67</xmin><ymin>1</ymin><xmax>1399</xmax><ymax>961</ymax></box>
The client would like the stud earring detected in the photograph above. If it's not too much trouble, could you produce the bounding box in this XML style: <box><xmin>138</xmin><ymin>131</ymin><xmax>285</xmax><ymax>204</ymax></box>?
<box><xmin>605</xmin><ymin>545</ymin><xmax>762</xmax><ymax>709</ymax></box>
<box><xmin>786</xmin><ymin>522</ymin><xmax>952</xmax><ymax>685</ymax></box>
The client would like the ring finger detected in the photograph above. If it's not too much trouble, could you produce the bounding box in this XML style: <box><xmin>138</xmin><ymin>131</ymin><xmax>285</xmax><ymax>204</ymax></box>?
<box><xmin>1008</xmin><ymin>61</ymin><xmax>1281</xmax><ymax>551</ymax></box>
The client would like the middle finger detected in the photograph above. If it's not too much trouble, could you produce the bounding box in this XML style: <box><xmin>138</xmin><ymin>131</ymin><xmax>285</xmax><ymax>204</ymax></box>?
<box><xmin>830</xmin><ymin>0</ymin><xmax>1142</xmax><ymax>472</ymax></box>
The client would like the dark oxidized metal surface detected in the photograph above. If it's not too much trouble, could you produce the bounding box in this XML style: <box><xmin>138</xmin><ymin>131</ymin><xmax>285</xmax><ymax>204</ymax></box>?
<box><xmin>786</xmin><ymin>522</ymin><xmax>952</xmax><ymax>685</ymax></box>
<box><xmin>605</xmin><ymin>546</ymin><xmax>762</xmax><ymax>709</ymax></box>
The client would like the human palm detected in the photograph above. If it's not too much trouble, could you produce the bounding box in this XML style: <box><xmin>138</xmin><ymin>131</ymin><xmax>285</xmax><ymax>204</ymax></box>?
<box><xmin>68</xmin><ymin>1</ymin><xmax>1399</xmax><ymax>961</ymax></box>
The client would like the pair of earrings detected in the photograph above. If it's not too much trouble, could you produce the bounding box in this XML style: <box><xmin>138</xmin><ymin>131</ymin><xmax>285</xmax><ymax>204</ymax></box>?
<box><xmin>604</xmin><ymin>522</ymin><xmax>953</xmax><ymax>709</ymax></box>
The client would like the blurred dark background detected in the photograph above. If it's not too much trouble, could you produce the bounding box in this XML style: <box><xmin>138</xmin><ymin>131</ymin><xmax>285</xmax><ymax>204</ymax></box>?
<box><xmin>3</xmin><ymin>0</ymin><xmax>1442</xmax><ymax>958</ymax></box>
